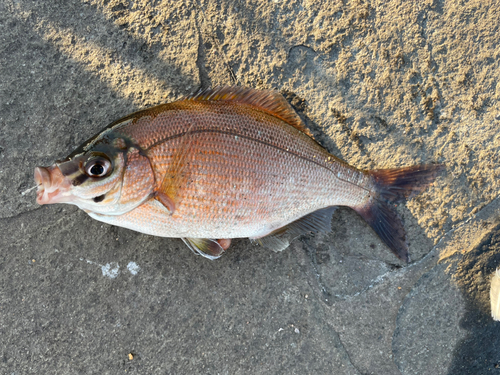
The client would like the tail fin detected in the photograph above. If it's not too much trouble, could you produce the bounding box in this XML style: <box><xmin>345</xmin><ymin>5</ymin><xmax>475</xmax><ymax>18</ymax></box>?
<box><xmin>353</xmin><ymin>164</ymin><xmax>444</xmax><ymax>262</ymax></box>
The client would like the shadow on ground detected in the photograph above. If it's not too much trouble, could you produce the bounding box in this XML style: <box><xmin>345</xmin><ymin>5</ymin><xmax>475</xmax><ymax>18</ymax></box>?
<box><xmin>448</xmin><ymin>224</ymin><xmax>500</xmax><ymax>374</ymax></box>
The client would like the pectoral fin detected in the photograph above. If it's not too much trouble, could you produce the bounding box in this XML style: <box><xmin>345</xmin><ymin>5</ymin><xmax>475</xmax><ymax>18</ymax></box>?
<box><xmin>154</xmin><ymin>123</ymin><xmax>196</xmax><ymax>213</ymax></box>
<box><xmin>252</xmin><ymin>206</ymin><xmax>337</xmax><ymax>252</ymax></box>
<box><xmin>182</xmin><ymin>238</ymin><xmax>227</xmax><ymax>260</ymax></box>
<box><xmin>154</xmin><ymin>191</ymin><xmax>176</xmax><ymax>213</ymax></box>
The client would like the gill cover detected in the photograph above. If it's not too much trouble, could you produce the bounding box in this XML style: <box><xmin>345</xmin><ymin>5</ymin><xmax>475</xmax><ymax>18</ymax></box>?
<box><xmin>35</xmin><ymin>127</ymin><xmax>155</xmax><ymax>216</ymax></box>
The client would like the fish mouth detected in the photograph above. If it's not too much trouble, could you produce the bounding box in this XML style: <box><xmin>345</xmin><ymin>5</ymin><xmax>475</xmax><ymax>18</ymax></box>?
<box><xmin>34</xmin><ymin>165</ymin><xmax>72</xmax><ymax>205</ymax></box>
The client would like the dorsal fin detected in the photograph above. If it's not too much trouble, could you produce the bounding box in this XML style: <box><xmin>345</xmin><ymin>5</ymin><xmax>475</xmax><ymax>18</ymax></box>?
<box><xmin>185</xmin><ymin>86</ymin><xmax>314</xmax><ymax>138</ymax></box>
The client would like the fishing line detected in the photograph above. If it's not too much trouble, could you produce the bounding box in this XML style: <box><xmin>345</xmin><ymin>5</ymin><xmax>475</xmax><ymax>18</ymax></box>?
<box><xmin>21</xmin><ymin>185</ymin><xmax>38</xmax><ymax>196</ymax></box>
<box><xmin>0</xmin><ymin>184</ymin><xmax>38</xmax><ymax>205</ymax></box>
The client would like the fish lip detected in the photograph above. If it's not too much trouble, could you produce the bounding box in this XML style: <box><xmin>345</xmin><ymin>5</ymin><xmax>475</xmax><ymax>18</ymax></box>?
<box><xmin>34</xmin><ymin>165</ymin><xmax>72</xmax><ymax>205</ymax></box>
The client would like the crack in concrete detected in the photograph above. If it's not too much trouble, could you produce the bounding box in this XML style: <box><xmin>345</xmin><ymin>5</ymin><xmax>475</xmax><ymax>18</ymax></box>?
<box><xmin>334</xmin><ymin>332</ymin><xmax>364</xmax><ymax>375</ymax></box>
<box><xmin>194</xmin><ymin>1</ymin><xmax>238</xmax><ymax>84</ymax></box>
<box><xmin>0</xmin><ymin>205</ymin><xmax>41</xmax><ymax>222</ymax></box>
<box><xmin>287</xmin><ymin>44</ymin><xmax>318</xmax><ymax>59</ymax></box>
<box><xmin>302</xmin><ymin>235</ymin><xmax>405</xmax><ymax>302</ymax></box>
<box><xmin>193</xmin><ymin>13</ymin><xmax>211</xmax><ymax>90</ymax></box>
<box><xmin>296</xmin><ymin>243</ymin><xmax>363</xmax><ymax>375</ymax></box>
<box><xmin>0</xmin><ymin>187</ymin><xmax>39</xmax><ymax>218</ymax></box>
<box><xmin>1</xmin><ymin>209</ymin><xmax>79</xmax><ymax>250</ymax></box>
<box><xmin>327</xmin><ymin>213</ymin><xmax>478</xmax><ymax>301</ymax></box>
<box><xmin>307</xmin><ymin>193</ymin><xmax>500</xmax><ymax>302</ymax></box>
<box><xmin>301</xmin><ymin>238</ymin><xmax>334</xmax><ymax>305</ymax></box>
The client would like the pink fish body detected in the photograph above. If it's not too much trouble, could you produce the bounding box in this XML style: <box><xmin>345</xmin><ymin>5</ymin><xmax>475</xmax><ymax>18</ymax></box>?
<box><xmin>35</xmin><ymin>87</ymin><xmax>442</xmax><ymax>261</ymax></box>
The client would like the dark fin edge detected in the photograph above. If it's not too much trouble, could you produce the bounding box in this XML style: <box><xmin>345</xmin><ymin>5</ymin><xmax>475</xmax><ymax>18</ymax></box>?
<box><xmin>354</xmin><ymin>164</ymin><xmax>445</xmax><ymax>262</ymax></box>
<box><xmin>371</xmin><ymin>164</ymin><xmax>445</xmax><ymax>203</ymax></box>
<box><xmin>181</xmin><ymin>238</ymin><xmax>225</xmax><ymax>260</ymax></box>
<box><xmin>354</xmin><ymin>198</ymin><xmax>409</xmax><ymax>262</ymax></box>
<box><xmin>252</xmin><ymin>206</ymin><xmax>337</xmax><ymax>252</ymax></box>
<box><xmin>185</xmin><ymin>86</ymin><xmax>314</xmax><ymax>138</ymax></box>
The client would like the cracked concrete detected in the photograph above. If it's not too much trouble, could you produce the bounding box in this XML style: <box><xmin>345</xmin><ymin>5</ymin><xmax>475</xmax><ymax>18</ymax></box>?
<box><xmin>1</xmin><ymin>0</ymin><xmax>500</xmax><ymax>374</ymax></box>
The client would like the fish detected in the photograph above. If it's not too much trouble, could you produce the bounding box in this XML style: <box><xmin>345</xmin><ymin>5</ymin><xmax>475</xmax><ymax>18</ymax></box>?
<box><xmin>34</xmin><ymin>86</ymin><xmax>443</xmax><ymax>262</ymax></box>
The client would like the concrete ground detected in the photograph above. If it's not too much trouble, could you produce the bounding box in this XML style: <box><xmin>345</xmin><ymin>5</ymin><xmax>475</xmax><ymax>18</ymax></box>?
<box><xmin>1</xmin><ymin>1</ymin><xmax>500</xmax><ymax>374</ymax></box>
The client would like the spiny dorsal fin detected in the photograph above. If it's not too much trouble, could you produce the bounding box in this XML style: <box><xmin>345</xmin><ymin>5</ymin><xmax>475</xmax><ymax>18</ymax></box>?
<box><xmin>185</xmin><ymin>86</ymin><xmax>314</xmax><ymax>138</ymax></box>
<box><xmin>252</xmin><ymin>206</ymin><xmax>337</xmax><ymax>252</ymax></box>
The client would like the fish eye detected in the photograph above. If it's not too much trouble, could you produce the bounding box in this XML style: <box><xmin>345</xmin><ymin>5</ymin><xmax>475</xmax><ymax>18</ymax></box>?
<box><xmin>84</xmin><ymin>156</ymin><xmax>112</xmax><ymax>177</ymax></box>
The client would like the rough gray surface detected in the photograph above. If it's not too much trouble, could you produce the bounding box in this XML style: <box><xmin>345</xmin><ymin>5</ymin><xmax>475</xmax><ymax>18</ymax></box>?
<box><xmin>393</xmin><ymin>261</ymin><xmax>467</xmax><ymax>374</ymax></box>
<box><xmin>1</xmin><ymin>0</ymin><xmax>500</xmax><ymax>374</ymax></box>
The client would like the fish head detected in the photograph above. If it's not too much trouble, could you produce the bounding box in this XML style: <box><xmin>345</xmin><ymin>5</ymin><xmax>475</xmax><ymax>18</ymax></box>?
<box><xmin>35</xmin><ymin>130</ymin><xmax>154</xmax><ymax>215</ymax></box>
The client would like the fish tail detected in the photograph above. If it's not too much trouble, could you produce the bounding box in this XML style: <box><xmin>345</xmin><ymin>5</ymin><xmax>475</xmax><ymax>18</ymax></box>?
<box><xmin>353</xmin><ymin>164</ymin><xmax>444</xmax><ymax>262</ymax></box>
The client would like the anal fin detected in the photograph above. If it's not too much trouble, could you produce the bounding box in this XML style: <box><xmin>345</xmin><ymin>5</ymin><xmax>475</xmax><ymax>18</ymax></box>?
<box><xmin>252</xmin><ymin>206</ymin><xmax>337</xmax><ymax>252</ymax></box>
<box><xmin>251</xmin><ymin>235</ymin><xmax>290</xmax><ymax>252</ymax></box>
<box><xmin>182</xmin><ymin>238</ymin><xmax>226</xmax><ymax>260</ymax></box>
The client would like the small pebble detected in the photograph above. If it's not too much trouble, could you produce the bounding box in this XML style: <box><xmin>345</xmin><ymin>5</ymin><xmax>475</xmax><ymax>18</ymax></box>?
<box><xmin>495</xmin><ymin>113</ymin><xmax>500</xmax><ymax>121</ymax></box>
<box><xmin>128</xmin><ymin>353</ymin><xmax>134</xmax><ymax>361</ymax></box>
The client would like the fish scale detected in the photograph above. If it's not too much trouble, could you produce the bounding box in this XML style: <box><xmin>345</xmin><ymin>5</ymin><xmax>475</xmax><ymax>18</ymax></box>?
<box><xmin>35</xmin><ymin>86</ymin><xmax>443</xmax><ymax>261</ymax></box>
<box><xmin>110</xmin><ymin>109</ymin><xmax>369</xmax><ymax>239</ymax></box>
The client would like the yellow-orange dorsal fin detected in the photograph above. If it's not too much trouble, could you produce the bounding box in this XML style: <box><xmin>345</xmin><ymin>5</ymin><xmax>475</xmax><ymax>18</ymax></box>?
<box><xmin>185</xmin><ymin>86</ymin><xmax>314</xmax><ymax>138</ymax></box>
